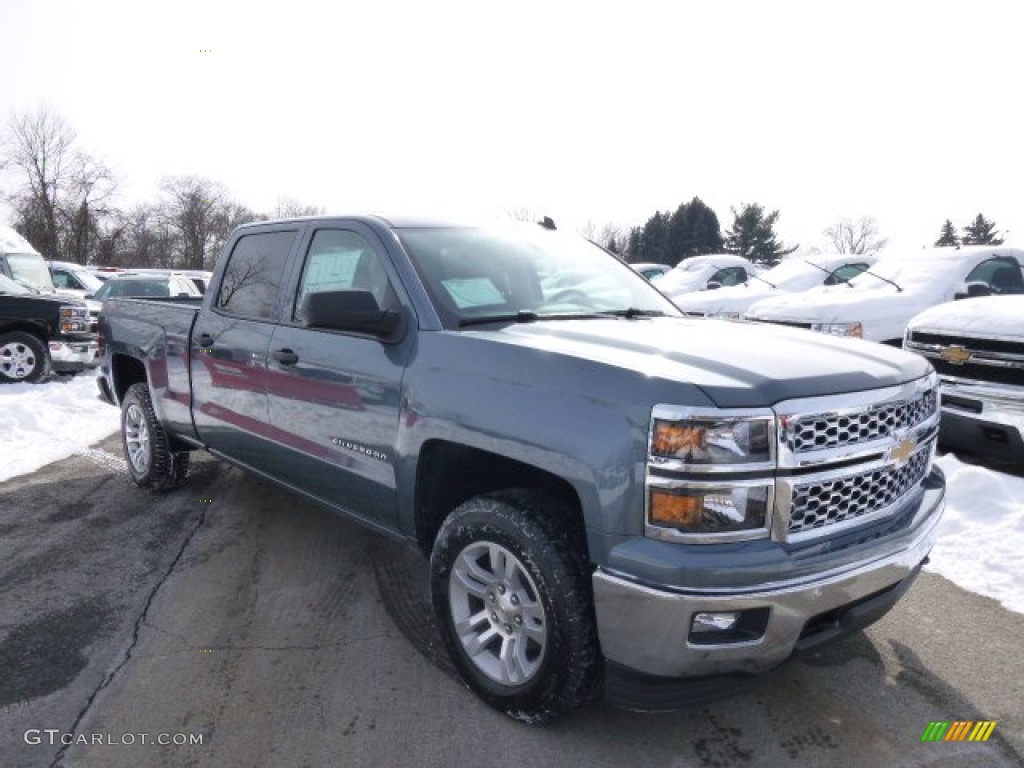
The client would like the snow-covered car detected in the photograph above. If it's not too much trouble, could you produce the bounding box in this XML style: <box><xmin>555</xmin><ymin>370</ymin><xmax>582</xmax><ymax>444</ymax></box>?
<box><xmin>904</xmin><ymin>295</ymin><xmax>1024</xmax><ymax>463</ymax></box>
<box><xmin>745</xmin><ymin>245</ymin><xmax>1024</xmax><ymax>344</ymax></box>
<box><xmin>628</xmin><ymin>262</ymin><xmax>672</xmax><ymax>282</ymax></box>
<box><xmin>673</xmin><ymin>255</ymin><xmax>874</xmax><ymax>318</ymax></box>
<box><xmin>657</xmin><ymin>254</ymin><xmax>762</xmax><ymax>300</ymax></box>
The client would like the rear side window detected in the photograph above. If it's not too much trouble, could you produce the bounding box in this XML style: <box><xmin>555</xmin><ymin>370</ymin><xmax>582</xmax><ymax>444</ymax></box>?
<box><xmin>217</xmin><ymin>231</ymin><xmax>297</xmax><ymax>319</ymax></box>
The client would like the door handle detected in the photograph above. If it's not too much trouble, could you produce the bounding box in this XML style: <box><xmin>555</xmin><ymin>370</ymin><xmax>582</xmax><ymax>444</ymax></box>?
<box><xmin>272</xmin><ymin>348</ymin><xmax>299</xmax><ymax>365</ymax></box>
<box><xmin>196</xmin><ymin>333</ymin><xmax>215</xmax><ymax>347</ymax></box>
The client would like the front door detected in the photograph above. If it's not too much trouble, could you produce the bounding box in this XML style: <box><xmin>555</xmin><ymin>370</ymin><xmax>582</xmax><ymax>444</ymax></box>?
<box><xmin>264</xmin><ymin>223</ymin><xmax>410</xmax><ymax>527</ymax></box>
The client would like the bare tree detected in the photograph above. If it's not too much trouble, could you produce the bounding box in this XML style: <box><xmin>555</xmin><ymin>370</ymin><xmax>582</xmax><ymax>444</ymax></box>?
<box><xmin>1</xmin><ymin>107</ymin><xmax>115</xmax><ymax>262</ymax></box>
<box><xmin>273</xmin><ymin>197</ymin><xmax>324</xmax><ymax>219</ymax></box>
<box><xmin>823</xmin><ymin>216</ymin><xmax>888</xmax><ymax>255</ymax></box>
<box><xmin>160</xmin><ymin>176</ymin><xmax>228</xmax><ymax>270</ymax></box>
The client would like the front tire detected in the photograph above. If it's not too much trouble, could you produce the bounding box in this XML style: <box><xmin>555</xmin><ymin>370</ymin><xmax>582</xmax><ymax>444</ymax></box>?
<box><xmin>121</xmin><ymin>382</ymin><xmax>190</xmax><ymax>492</ymax></box>
<box><xmin>0</xmin><ymin>331</ymin><xmax>50</xmax><ymax>383</ymax></box>
<box><xmin>430</xmin><ymin>490</ymin><xmax>600</xmax><ymax>723</ymax></box>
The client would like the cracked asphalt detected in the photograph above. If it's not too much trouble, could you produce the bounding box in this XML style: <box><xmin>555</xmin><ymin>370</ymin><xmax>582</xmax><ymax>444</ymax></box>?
<box><xmin>1</xmin><ymin>434</ymin><xmax>1022</xmax><ymax>768</ymax></box>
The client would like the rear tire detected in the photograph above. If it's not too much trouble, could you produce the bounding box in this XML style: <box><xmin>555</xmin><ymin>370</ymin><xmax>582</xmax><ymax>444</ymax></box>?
<box><xmin>0</xmin><ymin>331</ymin><xmax>50</xmax><ymax>383</ymax></box>
<box><xmin>121</xmin><ymin>382</ymin><xmax>190</xmax><ymax>492</ymax></box>
<box><xmin>430</xmin><ymin>490</ymin><xmax>600</xmax><ymax>723</ymax></box>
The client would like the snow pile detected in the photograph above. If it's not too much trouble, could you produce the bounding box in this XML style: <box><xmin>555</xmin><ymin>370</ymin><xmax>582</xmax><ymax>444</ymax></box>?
<box><xmin>0</xmin><ymin>373</ymin><xmax>1022</xmax><ymax>615</ymax></box>
<box><xmin>0</xmin><ymin>373</ymin><xmax>120</xmax><ymax>483</ymax></box>
<box><xmin>927</xmin><ymin>454</ymin><xmax>1024</xmax><ymax>614</ymax></box>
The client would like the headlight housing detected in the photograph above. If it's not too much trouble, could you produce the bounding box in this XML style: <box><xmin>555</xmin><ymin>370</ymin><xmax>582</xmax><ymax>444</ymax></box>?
<box><xmin>59</xmin><ymin>305</ymin><xmax>90</xmax><ymax>334</ymax></box>
<box><xmin>812</xmin><ymin>321</ymin><xmax>863</xmax><ymax>338</ymax></box>
<box><xmin>647</xmin><ymin>406</ymin><xmax>776</xmax><ymax>542</ymax></box>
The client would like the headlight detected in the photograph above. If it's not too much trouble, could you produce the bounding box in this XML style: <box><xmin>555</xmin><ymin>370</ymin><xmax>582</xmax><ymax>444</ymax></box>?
<box><xmin>647</xmin><ymin>406</ymin><xmax>776</xmax><ymax>542</ymax></box>
<box><xmin>651</xmin><ymin>416</ymin><xmax>772</xmax><ymax>466</ymax></box>
<box><xmin>649</xmin><ymin>483</ymin><xmax>770</xmax><ymax>535</ymax></box>
<box><xmin>711</xmin><ymin>311</ymin><xmax>741</xmax><ymax>320</ymax></box>
<box><xmin>59</xmin><ymin>305</ymin><xmax>90</xmax><ymax>333</ymax></box>
<box><xmin>812</xmin><ymin>321</ymin><xmax>863</xmax><ymax>338</ymax></box>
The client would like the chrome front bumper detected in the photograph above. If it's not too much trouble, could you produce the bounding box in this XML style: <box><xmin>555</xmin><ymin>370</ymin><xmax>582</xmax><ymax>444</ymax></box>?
<box><xmin>593</xmin><ymin>486</ymin><xmax>943</xmax><ymax>679</ymax></box>
<box><xmin>49</xmin><ymin>340</ymin><xmax>100</xmax><ymax>371</ymax></box>
<box><xmin>939</xmin><ymin>378</ymin><xmax>1024</xmax><ymax>434</ymax></box>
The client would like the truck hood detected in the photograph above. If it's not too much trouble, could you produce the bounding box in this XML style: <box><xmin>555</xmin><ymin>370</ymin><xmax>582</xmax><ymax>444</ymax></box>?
<box><xmin>745</xmin><ymin>286</ymin><xmax>935</xmax><ymax>324</ymax></box>
<box><xmin>907</xmin><ymin>295</ymin><xmax>1024</xmax><ymax>339</ymax></box>
<box><xmin>674</xmin><ymin>283</ymin><xmax>775</xmax><ymax>314</ymax></box>
<box><xmin>463</xmin><ymin>316</ymin><xmax>930</xmax><ymax>408</ymax></box>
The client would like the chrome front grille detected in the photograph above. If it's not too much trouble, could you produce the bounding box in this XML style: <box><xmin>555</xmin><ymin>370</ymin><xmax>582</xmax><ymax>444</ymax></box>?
<box><xmin>788</xmin><ymin>448</ymin><xmax>931</xmax><ymax>535</ymax></box>
<box><xmin>785</xmin><ymin>388</ymin><xmax>937</xmax><ymax>453</ymax></box>
<box><xmin>773</xmin><ymin>374</ymin><xmax>940</xmax><ymax>541</ymax></box>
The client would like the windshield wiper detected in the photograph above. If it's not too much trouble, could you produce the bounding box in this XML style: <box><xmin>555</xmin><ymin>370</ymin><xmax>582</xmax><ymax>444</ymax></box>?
<box><xmin>847</xmin><ymin>266</ymin><xmax>902</xmax><ymax>292</ymax></box>
<box><xmin>459</xmin><ymin>310</ymin><xmax>612</xmax><ymax>327</ymax></box>
<box><xmin>743</xmin><ymin>271</ymin><xmax>777</xmax><ymax>289</ymax></box>
<box><xmin>596</xmin><ymin>308</ymin><xmax>667</xmax><ymax>318</ymax></box>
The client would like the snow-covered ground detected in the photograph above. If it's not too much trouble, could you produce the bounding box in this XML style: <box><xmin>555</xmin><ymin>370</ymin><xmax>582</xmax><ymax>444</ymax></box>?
<box><xmin>0</xmin><ymin>373</ymin><xmax>120</xmax><ymax>483</ymax></box>
<box><xmin>1</xmin><ymin>373</ymin><xmax>1022</xmax><ymax>614</ymax></box>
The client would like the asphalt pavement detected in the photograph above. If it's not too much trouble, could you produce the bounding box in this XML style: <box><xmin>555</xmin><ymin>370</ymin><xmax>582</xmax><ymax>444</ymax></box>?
<box><xmin>1</xmin><ymin>434</ymin><xmax>1021</xmax><ymax>768</ymax></box>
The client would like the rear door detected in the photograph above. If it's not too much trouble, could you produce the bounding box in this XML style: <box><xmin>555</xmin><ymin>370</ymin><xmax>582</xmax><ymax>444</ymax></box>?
<box><xmin>264</xmin><ymin>221</ymin><xmax>411</xmax><ymax>527</ymax></box>
<box><xmin>191</xmin><ymin>225</ymin><xmax>302</xmax><ymax>473</ymax></box>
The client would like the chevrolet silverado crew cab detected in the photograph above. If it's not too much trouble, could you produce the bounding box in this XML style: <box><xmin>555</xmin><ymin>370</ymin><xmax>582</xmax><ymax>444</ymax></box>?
<box><xmin>905</xmin><ymin>295</ymin><xmax>1024</xmax><ymax>464</ymax></box>
<box><xmin>99</xmin><ymin>215</ymin><xmax>945</xmax><ymax>721</ymax></box>
<box><xmin>745</xmin><ymin>245</ymin><xmax>1024</xmax><ymax>344</ymax></box>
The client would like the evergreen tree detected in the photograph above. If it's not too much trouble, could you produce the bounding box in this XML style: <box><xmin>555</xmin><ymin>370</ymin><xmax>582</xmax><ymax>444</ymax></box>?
<box><xmin>724</xmin><ymin>203</ymin><xmax>797</xmax><ymax>266</ymax></box>
<box><xmin>961</xmin><ymin>213</ymin><xmax>1003</xmax><ymax>245</ymax></box>
<box><xmin>626</xmin><ymin>227</ymin><xmax>643</xmax><ymax>262</ymax></box>
<box><xmin>639</xmin><ymin>211</ymin><xmax>671</xmax><ymax>264</ymax></box>
<box><xmin>667</xmin><ymin>197</ymin><xmax>723</xmax><ymax>263</ymax></box>
<box><xmin>605</xmin><ymin>234</ymin><xmax>619</xmax><ymax>255</ymax></box>
<box><xmin>934</xmin><ymin>219</ymin><xmax>959</xmax><ymax>247</ymax></box>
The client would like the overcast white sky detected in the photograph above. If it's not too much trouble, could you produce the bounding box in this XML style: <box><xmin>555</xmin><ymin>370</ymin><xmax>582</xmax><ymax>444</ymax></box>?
<box><xmin>1</xmin><ymin>0</ymin><xmax>1021</xmax><ymax>254</ymax></box>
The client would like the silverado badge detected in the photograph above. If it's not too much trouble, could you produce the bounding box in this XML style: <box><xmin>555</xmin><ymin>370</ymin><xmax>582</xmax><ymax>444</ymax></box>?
<box><xmin>939</xmin><ymin>345</ymin><xmax>973</xmax><ymax>365</ymax></box>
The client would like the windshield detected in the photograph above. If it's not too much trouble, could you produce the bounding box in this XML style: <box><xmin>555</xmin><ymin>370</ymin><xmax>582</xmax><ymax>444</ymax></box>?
<box><xmin>6</xmin><ymin>252</ymin><xmax>56</xmax><ymax>292</ymax></box>
<box><xmin>847</xmin><ymin>254</ymin><xmax>976</xmax><ymax>292</ymax></box>
<box><xmin>94</xmin><ymin>278</ymin><xmax>171</xmax><ymax>300</ymax></box>
<box><xmin>398</xmin><ymin>224</ymin><xmax>679</xmax><ymax>325</ymax></box>
<box><xmin>0</xmin><ymin>273</ymin><xmax>32</xmax><ymax>295</ymax></box>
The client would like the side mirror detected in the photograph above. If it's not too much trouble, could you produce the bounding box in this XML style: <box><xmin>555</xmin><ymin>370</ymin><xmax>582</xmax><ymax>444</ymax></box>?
<box><xmin>706</xmin><ymin>281</ymin><xmax>722</xmax><ymax>291</ymax></box>
<box><xmin>300</xmin><ymin>290</ymin><xmax>403</xmax><ymax>339</ymax></box>
<box><xmin>84</xmin><ymin>294</ymin><xmax>94</xmax><ymax>299</ymax></box>
<box><xmin>954</xmin><ymin>282</ymin><xmax>992</xmax><ymax>300</ymax></box>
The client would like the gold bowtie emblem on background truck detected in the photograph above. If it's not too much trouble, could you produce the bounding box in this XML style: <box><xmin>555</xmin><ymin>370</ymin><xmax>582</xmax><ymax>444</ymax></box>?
<box><xmin>940</xmin><ymin>345</ymin><xmax>973</xmax><ymax>365</ymax></box>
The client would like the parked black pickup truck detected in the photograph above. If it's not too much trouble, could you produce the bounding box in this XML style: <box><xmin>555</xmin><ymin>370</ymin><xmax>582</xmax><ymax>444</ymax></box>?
<box><xmin>99</xmin><ymin>215</ymin><xmax>945</xmax><ymax>721</ymax></box>
<box><xmin>0</xmin><ymin>273</ymin><xmax>97</xmax><ymax>382</ymax></box>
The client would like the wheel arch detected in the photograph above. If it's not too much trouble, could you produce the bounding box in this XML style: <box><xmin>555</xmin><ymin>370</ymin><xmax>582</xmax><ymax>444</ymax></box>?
<box><xmin>110</xmin><ymin>353</ymin><xmax>148</xmax><ymax>404</ymax></box>
<box><xmin>414</xmin><ymin>439</ymin><xmax>589</xmax><ymax>561</ymax></box>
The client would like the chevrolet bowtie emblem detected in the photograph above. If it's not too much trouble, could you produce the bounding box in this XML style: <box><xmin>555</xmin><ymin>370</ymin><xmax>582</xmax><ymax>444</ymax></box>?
<box><xmin>940</xmin><ymin>345</ymin><xmax>973</xmax><ymax>365</ymax></box>
<box><xmin>889</xmin><ymin>437</ymin><xmax>917</xmax><ymax>466</ymax></box>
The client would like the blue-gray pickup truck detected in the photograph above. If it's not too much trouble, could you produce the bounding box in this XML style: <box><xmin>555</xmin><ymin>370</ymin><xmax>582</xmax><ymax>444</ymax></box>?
<box><xmin>98</xmin><ymin>215</ymin><xmax>945</xmax><ymax>722</ymax></box>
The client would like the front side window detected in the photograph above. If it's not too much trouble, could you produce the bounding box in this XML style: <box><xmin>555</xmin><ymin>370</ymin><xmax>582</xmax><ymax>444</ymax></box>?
<box><xmin>712</xmin><ymin>267</ymin><xmax>746</xmax><ymax>287</ymax></box>
<box><xmin>217</xmin><ymin>231</ymin><xmax>297</xmax><ymax>319</ymax></box>
<box><xmin>825</xmin><ymin>262</ymin><xmax>870</xmax><ymax>285</ymax></box>
<box><xmin>965</xmin><ymin>257</ymin><xmax>1024</xmax><ymax>294</ymax></box>
<box><xmin>295</xmin><ymin>229</ymin><xmax>394</xmax><ymax>320</ymax></box>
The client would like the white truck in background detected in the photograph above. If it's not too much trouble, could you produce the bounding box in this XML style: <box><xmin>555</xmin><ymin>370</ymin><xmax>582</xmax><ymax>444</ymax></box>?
<box><xmin>657</xmin><ymin>254</ymin><xmax>762</xmax><ymax>300</ymax></box>
<box><xmin>904</xmin><ymin>295</ymin><xmax>1024</xmax><ymax>463</ymax></box>
<box><xmin>744</xmin><ymin>245</ymin><xmax>1024</xmax><ymax>344</ymax></box>
<box><xmin>673</xmin><ymin>255</ymin><xmax>874</xmax><ymax>318</ymax></box>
